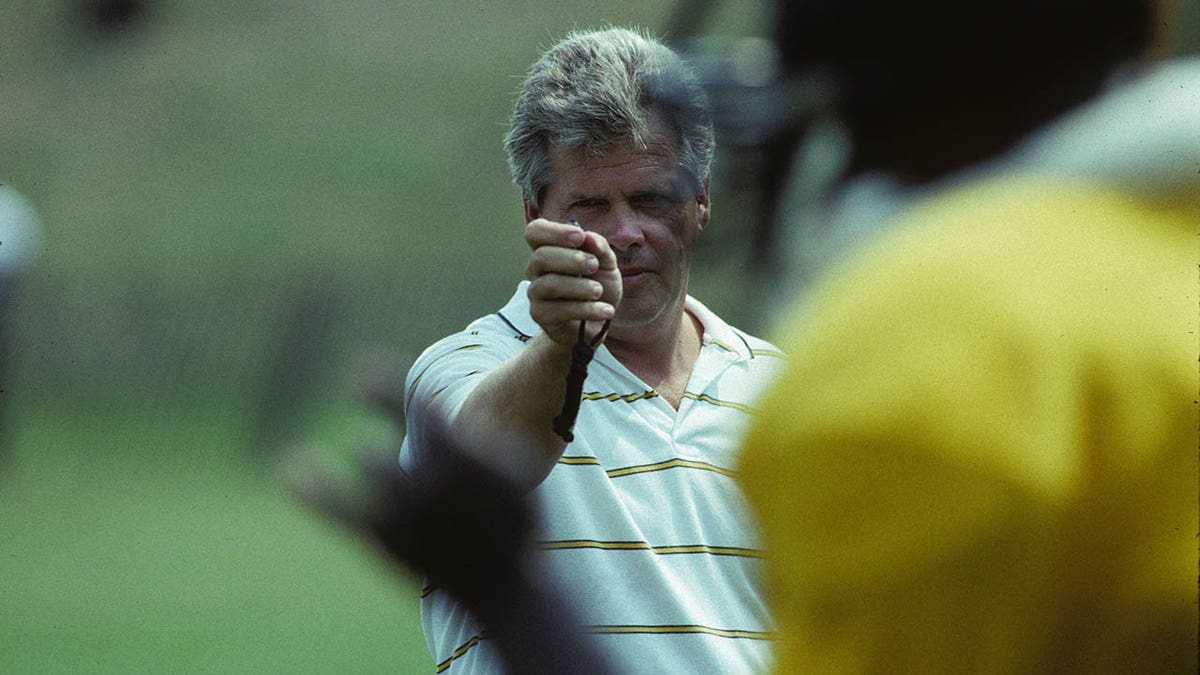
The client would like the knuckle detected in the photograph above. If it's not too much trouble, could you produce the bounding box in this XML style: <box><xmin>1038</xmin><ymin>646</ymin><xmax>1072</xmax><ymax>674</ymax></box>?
<box><xmin>526</xmin><ymin>277</ymin><xmax>550</xmax><ymax>298</ymax></box>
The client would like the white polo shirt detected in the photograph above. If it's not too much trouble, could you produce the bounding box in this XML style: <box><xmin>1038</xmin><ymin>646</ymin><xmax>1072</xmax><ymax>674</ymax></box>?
<box><xmin>401</xmin><ymin>282</ymin><xmax>785</xmax><ymax>674</ymax></box>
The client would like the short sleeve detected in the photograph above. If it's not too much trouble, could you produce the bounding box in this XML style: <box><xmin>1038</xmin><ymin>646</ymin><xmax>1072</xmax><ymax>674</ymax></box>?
<box><xmin>400</xmin><ymin>324</ymin><xmax>526</xmax><ymax>471</ymax></box>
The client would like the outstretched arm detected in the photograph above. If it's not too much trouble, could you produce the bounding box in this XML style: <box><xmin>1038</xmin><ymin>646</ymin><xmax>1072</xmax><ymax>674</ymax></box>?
<box><xmin>447</xmin><ymin>218</ymin><xmax>620</xmax><ymax>489</ymax></box>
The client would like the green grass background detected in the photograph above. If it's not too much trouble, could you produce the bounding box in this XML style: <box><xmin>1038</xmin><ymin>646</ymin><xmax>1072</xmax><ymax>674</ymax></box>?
<box><xmin>2</xmin><ymin>1</ymin><xmax>1195</xmax><ymax>672</ymax></box>
<box><xmin>0</xmin><ymin>1</ymin><xmax>772</xmax><ymax>672</ymax></box>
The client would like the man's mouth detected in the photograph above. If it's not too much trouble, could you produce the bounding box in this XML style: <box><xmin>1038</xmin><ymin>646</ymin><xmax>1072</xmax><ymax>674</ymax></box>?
<box><xmin>621</xmin><ymin>269</ymin><xmax>651</xmax><ymax>284</ymax></box>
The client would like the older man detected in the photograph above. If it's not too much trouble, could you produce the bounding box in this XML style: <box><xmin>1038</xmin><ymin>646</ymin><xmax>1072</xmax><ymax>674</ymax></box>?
<box><xmin>398</xmin><ymin>27</ymin><xmax>783</xmax><ymax>674</ymax></box>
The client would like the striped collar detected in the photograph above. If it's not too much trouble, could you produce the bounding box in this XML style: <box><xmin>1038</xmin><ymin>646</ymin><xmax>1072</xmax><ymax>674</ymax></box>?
<box><xmin>685</xmin><ymin>294</ymin><xmax>754</xmax><ymax>361</ymax></box>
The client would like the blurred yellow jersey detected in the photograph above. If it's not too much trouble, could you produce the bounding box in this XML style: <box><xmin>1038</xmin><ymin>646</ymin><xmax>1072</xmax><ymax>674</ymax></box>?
<box><xmin>741</xmin><ymin>175</ymin><xmax>1199</xmax><ymax>673</ymax></box>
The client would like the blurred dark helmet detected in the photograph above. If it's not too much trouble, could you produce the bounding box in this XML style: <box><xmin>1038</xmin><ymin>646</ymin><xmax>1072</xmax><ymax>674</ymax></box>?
<box><xmin>767</xmin><ymin>0</ymin><xmax>1160</xmax><ymax>184</ymax></box>
<box><xmin>674</xmin><ymin>0</ymin><xmax>1159</xmax><ymax>264</ymax></box>
<box><xmin>671</xmin><ymin>0</ymin><xmax>1159</xmax><ymax>266</ymax></box>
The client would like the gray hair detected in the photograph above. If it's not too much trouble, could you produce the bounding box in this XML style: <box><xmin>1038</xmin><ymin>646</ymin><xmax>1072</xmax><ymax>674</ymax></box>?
<box><xmin>504</xmin><ymin>27</ymin><xmax>715</xmax><ymax>208</ymax></box>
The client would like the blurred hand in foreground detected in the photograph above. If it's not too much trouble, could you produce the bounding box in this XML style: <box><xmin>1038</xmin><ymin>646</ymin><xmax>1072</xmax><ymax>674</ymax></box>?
<box><xmin>286</xmin><ymin>365</ymin><xmax>614</xmax><ymax>674</ymax></box>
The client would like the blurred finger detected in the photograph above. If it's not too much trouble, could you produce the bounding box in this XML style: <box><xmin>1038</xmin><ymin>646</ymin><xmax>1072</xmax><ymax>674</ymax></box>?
<box><xmin>283</xmin><ymin>446</ymin><xmax>374</xmax><ymax>533</ymax></box>
<box><xmin>357</xmin><ymin>447</ymin><xmax>414</xmax><ymax>496</ymax></box>
<box><xmin>579</xmin><ymin>231</ymin><xmax>618</xmax><ymax>271</ymax></box>
<box><xmin>353</xmin><ymin>352</ymin><xmax>409</xmax><ymax>422</ymax></box>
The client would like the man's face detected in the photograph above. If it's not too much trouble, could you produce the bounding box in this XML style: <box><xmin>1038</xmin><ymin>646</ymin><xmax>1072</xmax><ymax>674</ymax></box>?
<box><xmin>533</xmin><ymin>114</ymin><xmax>710</xmax><ymax>334</ymax></box>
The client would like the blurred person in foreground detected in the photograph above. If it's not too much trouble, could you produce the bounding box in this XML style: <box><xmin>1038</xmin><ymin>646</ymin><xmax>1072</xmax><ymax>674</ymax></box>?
<box><xmin>391</xmin><ymin>27</ymin><xmax>782</xmax><ymax>674</ymax></box>
<box><xmin>738</xmin><ymin>0</ymin><xmax>1200</xmax><ymax>672</ymax></box>
<box><xmin>293</xmin><ymin>412</ymin><xmax>617</xmax><ymax>674</ymax></box>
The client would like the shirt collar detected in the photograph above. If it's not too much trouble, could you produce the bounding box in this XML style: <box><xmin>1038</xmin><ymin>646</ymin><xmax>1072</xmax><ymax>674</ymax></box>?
<box><xmin>496</xmin><ymin>281</ymin><xmax>542</xmax><ymax>339</ymax></box>
<box><xmin>685</xmin><ymin>294</ymin><xmax>753</xmax><ymax>361</ymax></box>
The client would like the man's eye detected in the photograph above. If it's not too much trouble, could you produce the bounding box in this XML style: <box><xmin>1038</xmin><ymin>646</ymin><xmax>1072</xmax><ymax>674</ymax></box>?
<box><xmin>633</xmin><ymin>194</ymin><xmax>672</xmax><ymax>210</ymax></box>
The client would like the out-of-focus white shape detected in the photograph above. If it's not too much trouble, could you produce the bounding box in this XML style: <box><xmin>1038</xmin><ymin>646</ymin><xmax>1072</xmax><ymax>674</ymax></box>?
<box><xmin>1012</xmin><ymin>57</ymin><xmax>1200</xmax><ymax>197</ymax></box>
<box><xmin>0</xmin><ymin>183</ymin><xmax>42</xmax><ymax>275</ymax></box>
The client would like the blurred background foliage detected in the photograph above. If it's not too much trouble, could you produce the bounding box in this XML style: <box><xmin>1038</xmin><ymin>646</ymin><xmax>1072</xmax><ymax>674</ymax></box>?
<box><xmin>0</xmin><ymin>1</ymin><xmax>769</xmax><ymax>672</ymax></box>
<box><xmin>2</xmin><ymin>1</ymin><xmax>1195</xmax><ymax>672</ymax></box>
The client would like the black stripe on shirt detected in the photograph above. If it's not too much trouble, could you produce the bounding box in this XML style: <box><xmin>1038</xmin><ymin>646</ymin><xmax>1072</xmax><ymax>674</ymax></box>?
<box><xmin>406</xmin><ymin>344</ymin><xmax>486</xmax><ymax>403</ymax></box>
<box><xmin>494</xmin><ymin>311</ymin><xmax>532</xmax><ymax>342</ymax></box>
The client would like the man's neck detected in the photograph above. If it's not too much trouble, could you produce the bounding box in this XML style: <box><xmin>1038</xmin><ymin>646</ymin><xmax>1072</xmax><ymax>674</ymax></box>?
<box><xmin>604</xmin><ymin>310</ymin><xmax>703</xmax><ymax>409</ymax></box>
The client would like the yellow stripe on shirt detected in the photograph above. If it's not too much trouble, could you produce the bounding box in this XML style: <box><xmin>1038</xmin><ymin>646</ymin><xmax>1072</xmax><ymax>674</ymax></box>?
<box><xmin>541</xmin><ymin>539</ymin><xmax>762</xmax><ymax>559</ymax></box>
<box><xmin>606</xmin><ymin>457</ymin><xmax>736</xmax><ymax>478</ymax></box>
<box><xmin>581</xmin><ymin>390</ymin><xmax>659</xmax><ymax>403</ymax></box>
<box><xmin>588</xmin><ymin>624</ymin><xmax>775</xmax><ymax>640</ymax></box>
<box><xmin>680</xmin><ymin>392</ymin><xmax>755</xmax><ymax>414</ymax></box>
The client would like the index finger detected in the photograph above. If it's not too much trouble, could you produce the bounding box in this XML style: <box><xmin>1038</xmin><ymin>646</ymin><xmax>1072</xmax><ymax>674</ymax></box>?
<box><xmin>525</xmin><ymin>218</ymin><xmax>586</xmax><ymax>251</ymax></box>
<box><xmin>578</xmin><ymin>230</ymin><xmax>618</xmax><ymax>271</ymax></box>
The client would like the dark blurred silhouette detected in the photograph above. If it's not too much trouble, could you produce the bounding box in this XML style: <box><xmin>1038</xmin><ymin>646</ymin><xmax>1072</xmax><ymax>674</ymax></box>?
<box><xmin>768</xmin><ymin>0</ymin><xmax>1158</xmax><ymax>186</ymax></box>
<box><xmin>291</xmin><ymin>386</ymin><xmax>616</xmax><ymax>674</ymax></box>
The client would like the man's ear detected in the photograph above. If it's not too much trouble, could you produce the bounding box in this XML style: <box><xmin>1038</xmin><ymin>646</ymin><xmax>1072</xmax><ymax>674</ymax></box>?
<box><xmin>523</xmin><ymin>200</ymin><xmax>539</xmax><ymax>224</ymax></box>
<box><xmin>696</xmin><ymin>174</ymin><xmax>711</xmax><ymax>231</ymax></box>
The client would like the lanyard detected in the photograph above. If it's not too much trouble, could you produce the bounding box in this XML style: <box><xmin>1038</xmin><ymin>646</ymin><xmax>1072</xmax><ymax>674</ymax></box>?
<box><xmin>552</xmin><ymin>317</ymin><xmax>611</xmax><ymax>442</ymax></box>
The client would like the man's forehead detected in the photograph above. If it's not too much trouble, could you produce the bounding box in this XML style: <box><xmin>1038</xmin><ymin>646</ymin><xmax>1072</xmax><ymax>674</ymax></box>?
<box><xmin>548</xmin><ymin>139</ymin><xmax>678</xmax><ymax>174</ymax></box>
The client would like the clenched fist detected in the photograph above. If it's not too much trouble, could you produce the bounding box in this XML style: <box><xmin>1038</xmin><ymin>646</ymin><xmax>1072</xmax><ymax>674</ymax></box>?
<box><xmin>523</xmin><ymin>218</ymin><xmax>621</xmax><ymax>346</ymax></box>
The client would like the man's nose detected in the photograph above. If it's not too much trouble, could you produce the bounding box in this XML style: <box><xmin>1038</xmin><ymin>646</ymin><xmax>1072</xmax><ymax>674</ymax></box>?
<box><xmin>597</xmin><ymin>202</ymin><xmax>646</xmax><ymax>251</ymax></box>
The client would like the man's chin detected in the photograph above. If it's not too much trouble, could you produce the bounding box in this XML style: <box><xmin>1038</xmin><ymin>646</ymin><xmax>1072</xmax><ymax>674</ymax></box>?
<box><xmin>610</xmin><ymin>298</ymin><xmax>669</xmax><ymax>332</ymax></box>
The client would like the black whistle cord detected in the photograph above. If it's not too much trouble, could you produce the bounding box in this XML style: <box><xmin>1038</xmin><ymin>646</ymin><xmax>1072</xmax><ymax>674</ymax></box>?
<box><xmin>552</xmin><ymin>318</ymin><xmax>611</xmax><ymax>442</ymax></box>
